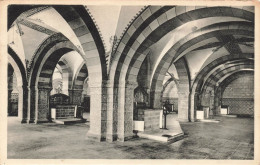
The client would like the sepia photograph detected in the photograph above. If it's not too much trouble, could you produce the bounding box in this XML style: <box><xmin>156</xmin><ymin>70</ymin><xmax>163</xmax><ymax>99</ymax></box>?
<box><xmin>0</xmin><ymin>1</ymin><xmax>259</xmax><ymax>164</ymax></box>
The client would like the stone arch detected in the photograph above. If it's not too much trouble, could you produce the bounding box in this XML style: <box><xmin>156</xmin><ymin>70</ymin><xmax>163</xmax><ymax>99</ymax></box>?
<box><xmin>214</xmin><ymin>70</ymin><xmax>254</xmax><ymax>114</ymax></box>
<box><xmin>201</xmin><ymin>60</ymin><xmax>254</xmax><ymax>94</ymax></box>
<box><xmin>161</xmin><ymin>76</ymin><xmax>179</xmax><ymax>111</ymax></box>
<box><xmin>161</xmin><ymin>76</ymin><xmax>179</xmax><ymax>95</ymax></box>
<box><xmin>192</xmin><ymin>54</ymin><xmax>253</xmax><ymax>94</ymax></box>
<box><xmin>148</xmin><ymin>21</ymin><xmax>253</xmax><ymax>103</ymax></box>
<box><xmin>200</xmin><ymin>60</ymin><xmax>253</xmax><ymax>112</ymax></box>
<box><xmin>217</xmin><ymin>70</ymin><xmax>254</xmax><ymax>115</ymax></box>
<box><xmin>107</xmin><ymin>6</ymin><xmax>254</xmax><ymax>140</ymax></box>
<box><xmin>10</xmin><ymin>5</ymin><xmax>107</xmax><ymax>141</ymax></box>
<box><xmin>111</xmin><ymin>6</ymin><xmax>253</xmax><ymax>84</ymax></box>
<box><xmin>8</xmin><ymin>6</ymin><xmax>107</xmax><ymax>80</ymax></box>
<box><xmin>149</xmin><ymin>21</ymin><xmax>253</xmax><ymax>121</ymax></box>
<box><xmin>73</xmin><ymin>62</ymin><xmax>88</xmax><ymax>90</ymax></box>
<box><xmin>190</xmin><ymin>54</ymin><xmax>253</xmax><ymax>120</ymax></box>
<box><xmin>70</xmin><ymin>62</ymin><xmax>88</xmax><ymax>105</ymax></box>
<box><xmin>26</xmin><ymin>34</ymin><xmax>95</xmax><ymax>124</ymax></box>
<box><xmin>53</xmin><ymin>6</ymin><xmax>108</xmax><ymax>140</ymax></box>
<box><xmin>57</xmin><ymin>59</ymin><xmax>73</xmax><ymax>95</ymax></box>
<box><xmin>29</xmin><ymin>41</ymin><xmax>76</xmax><ymax>123</ymax></box>
<box><xmin>8</xmin><ymin>46</ymin><xmax>28</xmax><ymax>123</ymax></box>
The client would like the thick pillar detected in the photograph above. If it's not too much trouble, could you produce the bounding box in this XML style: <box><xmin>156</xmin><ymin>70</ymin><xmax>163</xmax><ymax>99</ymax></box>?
<box><xmin>62</xmin><ymin>73</ymin><xmax>69</xmax><ymax>95</ymax></box>
<box><xmin>36</xmin><ymin>86</ymin><xmax>52</xmax><ymax>123</ymax></box>
<box><xmin>214</xmin><ymin>87</ymin><xmax>222</xmax><ymax>115</ymax></box>
<box><xmin>178</xmin><ymin>90</ymin><xmax>190</xmax><ymax>122</ymax></box>
<box><xmin>69</xmin><ymin>89</ymin><xmax>83</xmax><ymax>105</ymax></box>
<box><xmin>8</xmin><ymin>89</ymin><xmax>12</xmax><ymax>116</ymax></box>
<box><xmin>175</xmin><ymin>57</ymin><xmax>191</xmax><ymax>122</ymax></box>
<box><xmin>150</xmin><ymin>90</ymin><xmax>162</xmax><ymax>109</ymax></box>
<box><xmin>210</xmin><ymin>91</ymin><xmax>215</xmax><ymax>115</ymax></box>
<box><xmin>17</xmin><ymin>85</ymin><xmax>28</xmax><ymax>123</ymax></box>
<box><xmin>190</xmin><ymin>91</ymin><xmax>199</xmax><ymax>122</ymax></box>
<box><xmin>86</xmin><ymin>81</ymin><xmax>107</xmax><ymax>141</ymax></box>
<box><xmin>28</xmin><ymin>86</ymin><xmax>37</xmax><ymax>123</ymax></box>
<box><xmin>106</xmin><ymin>80</ymin><xmax>117</xmax><ymax>142</ymax></box>
<box><xmin>117</xmin><ymin>81</ymin><xmax>137</xmax><ymax>142</ymax></box>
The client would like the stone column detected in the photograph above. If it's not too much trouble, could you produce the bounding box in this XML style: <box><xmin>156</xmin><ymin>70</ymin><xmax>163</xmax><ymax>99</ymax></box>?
<box><xmin>68</xmin><ymin>89</ymin><xmax>74</xmax><ymax>104</ymax></box>
<box><xmin>106</xmin><ymin>80</ymin><xmax>117</xmax><ymax>142</ymax></box>
<box><xmin>28</xmin><ymin>86</ymin><xmax>37</xmax><ymax>123</ymax></box>
<box><xmin>8</xmin><ymin>89</ymin><xmax>12</xmax><ymax>116</ymax></box>
<box><xmin>178</xmin><ymin>90</ymin><xmax>190</xmax><ymax>122</ymax></box>
<box><xmin>190</xmin><ymin>91</ymin><xmax>199</xmax><ymax>122</ymax></box>
<box><xmin>150</xmin><ymin>90</ymin><xmax>162</xmax><ymax>109</ymax></box>
<box><xmin>117</xmin><ymin>81</ymin><xmax>137</xmax><ymax>142</ymax></box>
<box><xmin>214</xmin><ymin>87</ymin><xmax>222</xmax><ymax>115</ymax></box>
<box><xmin>17</xmin><ymin>85</ymin><xmax>28</xmax><ymax>123</ymax></box>
<box><xmin>69</xmin><ymin>89</ymin><xmax>83</xmax><ymax>105</ymax></box>
<box><xmin>36</xmin><ymin>86</ymin><xmax>52</xmax><ymax>123</ymax></box>
<box><xmin>210</xmin><ymin>91</ymin><xmax>215</xmax><ymax>115</ymax></box>
<box><xmin>86</xmin><ymin>81</ymin><xmax>107</xmax><ymax>141</ymax></box>
<box><xmin>62</xmin><ymin>72</ymin><xmax>69</xmax><ymax>95</ymax></box>
<box><xmin>175</xmin><ymin>58</ymin><xmax>191</xmax><ymax>122</ymax></box>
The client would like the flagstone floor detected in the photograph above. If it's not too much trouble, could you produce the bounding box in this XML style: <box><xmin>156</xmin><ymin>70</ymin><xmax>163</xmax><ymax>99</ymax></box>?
<box><xmin>7</xmin><ymin>113</ymin><xmax>254</xmax><ymax>159</ymax></box>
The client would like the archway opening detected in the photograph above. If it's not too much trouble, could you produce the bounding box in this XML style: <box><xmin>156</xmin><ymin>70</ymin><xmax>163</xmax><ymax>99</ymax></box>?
<box><xmin>8</xmin><ymin>64</ymin><xmax>19</xmax><ymax>117</ymax></box>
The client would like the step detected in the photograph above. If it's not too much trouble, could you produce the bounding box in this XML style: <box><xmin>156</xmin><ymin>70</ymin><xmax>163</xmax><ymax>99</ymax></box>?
<box><xmin>219</xmin><ymin>114</ymin><xmax>237</xmax><ymax>118</ymax></box>
<box><xmin>53</xmin><ymin>118</ymin><xmax>86</xmax><ymax>125</ymax></box>
<box><xmin>137</xmin><ymin>119</ymin><xmax>185</xmax><ymax>143</ymax></box>
<box><xmin>138</xmin><ymin>131</ymin><xmax>184</xmax><ymax>143</ymax></box>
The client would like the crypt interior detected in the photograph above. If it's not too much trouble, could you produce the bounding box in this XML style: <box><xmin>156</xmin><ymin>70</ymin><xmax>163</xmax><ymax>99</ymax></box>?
<box><xmin>7</xmin><ymin>5</ymin><xmax>255</xmax><ymax>159</ymax></box>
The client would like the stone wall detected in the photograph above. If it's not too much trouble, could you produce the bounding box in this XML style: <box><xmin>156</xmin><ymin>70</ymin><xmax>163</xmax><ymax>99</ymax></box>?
<box><xmin>222</xmin><ymin>75</ymin><xmax>254</xmax><ymax>115</ymax></box>
<box><xmin>222</xmin><ymin>98</ymin><xmax>254</xmax><ymax>115</ymax></box>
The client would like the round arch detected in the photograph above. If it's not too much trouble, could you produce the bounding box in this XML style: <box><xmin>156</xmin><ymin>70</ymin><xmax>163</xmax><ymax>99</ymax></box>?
<box><xmin>215</xmin><ymin>70</ymin><xmax>254</xmax><ymax>115</ymax></box>
<box><xmin>190</xmin><ymin>55</ymin><xmax>254</xmax><ymax>120</ymax></box>
<box><xmin>9</xmin><ymin>5</ymin><xmax>108</xmax><ymax>141</ymax></box>
<box><xmin>8</xmin><ymin>46</ymin><xmax>28</xmax><ymax>123</ymax></box>
<box><xmin>107</xmin><ymin>6</ymin><xmax>254</xmax><ymax>140</ymax></box>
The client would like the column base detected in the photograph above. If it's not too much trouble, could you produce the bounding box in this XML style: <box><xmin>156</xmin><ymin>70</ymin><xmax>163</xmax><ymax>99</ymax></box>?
<box><xmin>190</xmin><ymin>118</ymin><xmax>196</xmax><ymax>122</ymax></box>
<box><xmin>21</xmin><ymin>118</ymin><xmax>28</xmax><ymax>124</ymax></box>
<box><xmin>29</xmin><ymin>119</ymin><xmax>35</xmax><ymax>123</ymax></box>
<box><xmin>86</xmin><ymin>131</ymin><xmax>105</xmax><ymax>142</ymax></box>
<box><xmin>117</xmin><ymin>133</ymin><xmax>135</xmax><ymax>142</ymax></box>
<box><xmin>106</xmin><ymin>133</ymin><xmax>117</xmax><ymax>142</ymax></box>
<box><xmin>177</xmin><ymin>118</ymin><xmax>189</xmax><ymax>122</ymax></box>
<box><xmin>35</xmin><ymin>119</ymin><xmax>50</xmax><ymax>124</ymax></box>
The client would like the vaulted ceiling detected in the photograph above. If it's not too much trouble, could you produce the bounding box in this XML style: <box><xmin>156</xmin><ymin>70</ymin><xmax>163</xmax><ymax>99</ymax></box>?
<box><xmin>8</xmin><ymin>5</ymin><xmax>254</xmax><ymax>86</ymax></box>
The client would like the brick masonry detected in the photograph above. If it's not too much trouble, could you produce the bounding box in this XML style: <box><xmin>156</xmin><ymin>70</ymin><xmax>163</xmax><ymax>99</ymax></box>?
<box><xmin>222</xmin><ymin>75</ymin><xmax>254</xmax><ymax>115</ymax></box>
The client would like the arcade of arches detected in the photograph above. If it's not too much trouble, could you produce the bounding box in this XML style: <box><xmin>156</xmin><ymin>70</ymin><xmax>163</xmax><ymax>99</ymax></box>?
<box><xmin>7</xmin><ymin>5</ymin><xmax>254</xmax><ymax>145</ymax></box>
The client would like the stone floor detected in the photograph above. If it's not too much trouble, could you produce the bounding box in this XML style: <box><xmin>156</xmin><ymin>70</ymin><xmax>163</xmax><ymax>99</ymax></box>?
<box><xmin>7</xmin><ymin>113</ymin><xmax>254</xmax><ymax>159</ymax></box>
